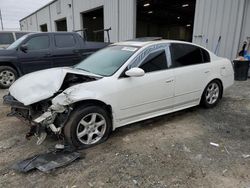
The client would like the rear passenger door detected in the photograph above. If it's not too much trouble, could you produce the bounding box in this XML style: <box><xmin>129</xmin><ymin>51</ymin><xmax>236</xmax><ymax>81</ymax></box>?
<box><xmin>52</xmin><ymin>33</ymin><xmax>82</xmax><ymax>68</ymax></box>
<box><xmin>169</xmin><ymin>43</ymin><xmax>211</xmax><ymax>109</ymax></box>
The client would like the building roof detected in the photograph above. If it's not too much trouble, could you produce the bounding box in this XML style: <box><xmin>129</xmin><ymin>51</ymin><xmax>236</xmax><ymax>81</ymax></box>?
<box><xmin>19</xmin><ymin>0</ymin><xmax>56</xmax><ymax>22</ymax></box>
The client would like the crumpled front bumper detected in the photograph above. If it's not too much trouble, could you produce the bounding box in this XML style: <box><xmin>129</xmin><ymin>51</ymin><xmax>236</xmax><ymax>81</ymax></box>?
<box><xmin>3</xmin><ymin>94</ymin><xmax>28</xmax><ymax>109</ymax></box>
<box><xmin>3</xmin><ymin>93</ymin><xmax>70</xmax><ymax>145</ymax></box>
<box><xmin>3</xmin><ymin>94</ymin><xmax>33</xmax><ymax>121</ymax></box>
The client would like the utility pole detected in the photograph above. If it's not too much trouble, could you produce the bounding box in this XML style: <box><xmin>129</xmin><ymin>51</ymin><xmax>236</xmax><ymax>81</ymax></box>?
<box><xmin>0</xmin><ymin>9</ymin><xmax>3</xmax><ymax>31</ymax></box>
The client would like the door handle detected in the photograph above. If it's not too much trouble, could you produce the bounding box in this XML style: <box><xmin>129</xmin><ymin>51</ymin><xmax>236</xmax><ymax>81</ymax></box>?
<box><xmin>44</xmin><ymin>52</ymin><xmax>51</xmax><ymax>57</ymax></box>
<box><xmin>73</xmin><ymin>49</ymin><xmax>80</xmax><ymax>53</ymax></box>
<box><xmin>204</xmin><ymin>70</ymin><xmax>210</xmax><ymax>74</ymax></box>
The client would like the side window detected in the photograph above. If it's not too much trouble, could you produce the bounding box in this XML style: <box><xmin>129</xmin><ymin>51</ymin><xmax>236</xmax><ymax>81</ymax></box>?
<box><xmin>25</xmin><ymin>36</ymin><xmax>50</xmax><ymax>50</ymax></box>
<box><xmin>0</xmin><ymin>33</ymin><xmax>14</xmax><ymax>44</ymax></box>
<box><xmin>55</xmin><ymin>34</ymin><xmax>76</xmax><ymax>48</ymax></box>
<box><xmin>170</xmin><ymin>43</ymin><xmax>204</xmax><ymax>68</ymax></box>
<box><xmin>201</xmin><ymin>48</ymin><xmax>211</xmax><ymax>62</ymax></box>
<box><xmin>139</xmin><ymin>49</ymin><xmax>168</xmax><ymax>73</ymax></box>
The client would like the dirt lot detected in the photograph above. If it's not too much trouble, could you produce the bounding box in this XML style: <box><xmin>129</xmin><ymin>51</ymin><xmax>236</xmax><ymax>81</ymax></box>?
<box><xmin>0</xmin><ymin>81</ymin><xmax>250</xmax><ymax>188</ymax></box>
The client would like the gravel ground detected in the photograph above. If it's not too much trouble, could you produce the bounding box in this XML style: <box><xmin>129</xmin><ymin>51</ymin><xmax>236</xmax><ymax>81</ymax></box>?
<box><xmin>0</xmin><ymin>81</ymin><xmax>250</xmax><ymax>188</ymax></box>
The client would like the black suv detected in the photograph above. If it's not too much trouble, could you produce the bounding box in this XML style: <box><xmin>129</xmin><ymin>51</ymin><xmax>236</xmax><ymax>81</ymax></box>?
<box><xmin>0</xmin><ymin>32</ymin><xmax>109</xmax><ymax>88</ymax></box>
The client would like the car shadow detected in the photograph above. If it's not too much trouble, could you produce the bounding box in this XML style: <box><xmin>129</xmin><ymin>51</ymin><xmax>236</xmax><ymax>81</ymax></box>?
<box><xmin>110</xmin><ymin>106</ymin><xmax>201</xmax><ymax>138</ymax></box>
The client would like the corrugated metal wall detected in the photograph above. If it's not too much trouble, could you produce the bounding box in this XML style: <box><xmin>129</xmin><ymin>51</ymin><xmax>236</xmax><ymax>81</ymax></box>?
<box><xmin>21</xmin><ymin>0</ymin><xmax>248</xmax><ymax>52</ymax></box>
<box><xmin>193</xmin><ymin>0</ymin><xmax>246</xmax><ymax>60</ymax></box>
<box><xmin>104</xmin><ymin>0</ymin><xmax>119</xmax><ymax>42</ymax></box>
<box><xmin>118</xmin><ymin>0</ymin><xmax>136</xmax><ymax>41</ymax></box>
<box><xmin>20</xmin><ymin>0</ymin><xmax>135</xmax><ymax>42</ymax></box>
<box><xmin>239</xmin><ymin>0</ymin><xmax>250</xmax><ymax>50</ymax></box>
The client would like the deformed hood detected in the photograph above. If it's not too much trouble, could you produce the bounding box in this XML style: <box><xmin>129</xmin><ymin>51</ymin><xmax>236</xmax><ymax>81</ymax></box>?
<box><xmin>9</xmin><ymin>67</ymin><xmax>101</xmax><ymax>106</ymax></box>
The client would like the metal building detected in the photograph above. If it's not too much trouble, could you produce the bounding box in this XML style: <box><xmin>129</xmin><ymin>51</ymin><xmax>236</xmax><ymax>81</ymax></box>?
<box><xmin>20</xmin><ymin>0</ymin><xmax>250</xmax><ymax>60</ymax></box>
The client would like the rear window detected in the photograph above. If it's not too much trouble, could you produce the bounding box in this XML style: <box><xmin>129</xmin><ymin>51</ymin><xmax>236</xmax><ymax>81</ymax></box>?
<box><xmin>55</xmin><ymin>34</ymin><xmax>76</xmax><ymax>48</ymax></box>
<box><xmin>0</xmin><ymin>33</ymin><xmax>14</xmax><ymax>44</ymax></box>
<box><xmin>201</xmin><ymin>48</ymin><xmax>211</xmax><ymax>62</ymax></box>
<box><xmin>170</xmin><ymin>43</ymin><xmax>205</xmax><ymax>68</ymax></box>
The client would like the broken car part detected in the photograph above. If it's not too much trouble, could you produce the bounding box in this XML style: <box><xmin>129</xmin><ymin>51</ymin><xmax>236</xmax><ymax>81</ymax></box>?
<box><xmin>11</xmin><ymin>150</ymin><xmax>81</xmax><ymax>173</ymax></box>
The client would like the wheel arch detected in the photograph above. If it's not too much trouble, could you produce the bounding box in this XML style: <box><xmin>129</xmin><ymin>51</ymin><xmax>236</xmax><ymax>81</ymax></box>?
<box><xmin>72</xmin><ymin>99</ymin><xmax>113</xmax><ymax>126</ymax></box>
<box><xmin>0</xmin><ymin>62</ymin><xmax>21</xmax><ymax>77</ymax></box>
<box><xmin>204</xmin><ymin>78</ymin><xmax>224</xmax><ymax>99</ymax></box>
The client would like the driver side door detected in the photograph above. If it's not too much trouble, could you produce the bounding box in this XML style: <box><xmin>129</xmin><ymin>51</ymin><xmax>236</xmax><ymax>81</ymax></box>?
<box><xmin>18</xmin><ymin>34</ymin><xmax>53</xmax><ymax>74</ymax></box>
<box><xmin>115</xmin><ymin>46</ymin><xmax>175</xmax><ymax>126</ymax></box>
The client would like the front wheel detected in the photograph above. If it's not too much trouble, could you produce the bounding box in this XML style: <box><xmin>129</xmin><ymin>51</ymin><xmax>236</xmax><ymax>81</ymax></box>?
<box><xmin>201</xmin><ymin>80</ymin><xmax>222</xmax><ymax>108</ymax></box>
<box><xmin>64</xmin><ymin>105</ymin><xmax>112</xmax><ymax>148</ymax></box>
<box><xmin>0</xmin><ymin>66</ymin><xmax>18</xmax><ymax>89</ymax></box>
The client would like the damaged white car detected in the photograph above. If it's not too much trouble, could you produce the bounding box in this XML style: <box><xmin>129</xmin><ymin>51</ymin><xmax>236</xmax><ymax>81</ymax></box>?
<box><xmin>3</xmin><ymin>40</ymin><xmax>234</xmax><ymax>148</ymax></box>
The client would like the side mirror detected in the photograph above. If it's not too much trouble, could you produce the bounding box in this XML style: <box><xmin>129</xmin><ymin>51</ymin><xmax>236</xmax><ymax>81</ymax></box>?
<box><xmin>125</xmin><ymin>67</ymin><xmax>145</xmax><ymax>77</ymax></box>
<box><xmin>20</xmin><ymin>44</ymin><xmax>28</xmax><ymax>52</ymax></box>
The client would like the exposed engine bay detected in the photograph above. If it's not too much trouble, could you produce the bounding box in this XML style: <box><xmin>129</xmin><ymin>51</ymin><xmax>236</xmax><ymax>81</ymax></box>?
<box><xmin>4</xmin><ymin>71</ymin><xmax>100</xmax><ymax>145</ymax></box>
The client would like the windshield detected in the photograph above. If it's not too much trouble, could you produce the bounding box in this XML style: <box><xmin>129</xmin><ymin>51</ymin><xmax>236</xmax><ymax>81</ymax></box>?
<box><xmin>75</xmin><ymin>45</ymin><xmax>138</xmax><ymax>76</ymax></box>
<box><xmin>7</xmin><ymin>35</ymin><xmax>28</xmax><ymax>50</ymax></box>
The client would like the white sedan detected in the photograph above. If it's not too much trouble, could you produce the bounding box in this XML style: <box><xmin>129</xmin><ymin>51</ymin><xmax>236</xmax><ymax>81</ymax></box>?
<box><xmin>4</xmin><ymin>40</ymin><xmax>234</xmax><ymax>148</ymax></box>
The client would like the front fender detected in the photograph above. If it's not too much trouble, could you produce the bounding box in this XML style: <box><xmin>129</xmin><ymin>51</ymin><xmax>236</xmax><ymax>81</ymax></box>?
<box><xmin>51</xmin><ymin>84</ymin><xmax>120</xmax><ymax>129</ymax></box>
<box><xmin>0</xmin><ymin>56</ymin><xmax>16</xmax><ymax>62</ymax></box>
<box><xmin>0</xmin><ymin>59</ymin><xmax>22</xmax><ymax>76</ymax></box>
<box><xmin>51</xmin><ymin>85</ymin><xmax>109</xmax><ymax>107</ymax></box>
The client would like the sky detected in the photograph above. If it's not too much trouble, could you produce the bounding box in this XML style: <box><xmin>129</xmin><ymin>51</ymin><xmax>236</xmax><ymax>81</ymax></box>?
<box><xmin>0</xmin><ymin>0</ymin><xmax>52</xmax><ymax>30</ymax></box>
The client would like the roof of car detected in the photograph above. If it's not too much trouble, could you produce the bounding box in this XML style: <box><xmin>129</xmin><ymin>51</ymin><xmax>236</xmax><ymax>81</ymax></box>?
<box><xmin>114</xmin><ymin>39</ymin><xmax>192</xmax><ymax>47</ymax></box>
<box><xmin>0</xmin><ymin>31</ymin><xmax>33</xmax><ymax>33</ymax></box>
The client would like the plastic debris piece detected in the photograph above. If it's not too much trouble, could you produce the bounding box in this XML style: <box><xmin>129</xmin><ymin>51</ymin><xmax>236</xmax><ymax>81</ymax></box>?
<box><xmin>224</xmin><ymin>146</ymin><xmax>230</xmax><ymax>154</ymax></box>
<box><xmin>210</xmin><ymin>142</ymin><xmax>219</xmax><ymax>147</ymax></box>
<box><xmin>36</xmin><ymin>132</ymin><xmax>47</xmax><ymax>145</ymax></box>
<box><xmin>242</xmin><ymin>154</ymin><xmax>250</xmax><ymax>159</ymax></box>
<box><xmin>223</xmin><ymin>169</ymin><xmax>228</xmax><ymax>174</ymax></box>
<box><xmin>55</xmin><ymin>144</ymin><xmax>65</xmax><ymax>150</ymax></box>
<box><xmin>133</xmin><ymin>179</ymin><xmax>138</xmax><ymax>185</ymax></box>
<box><xmin>11</xmin><ymin>150</ymin><xmax>81</xmax><ymax>173</ymax></box>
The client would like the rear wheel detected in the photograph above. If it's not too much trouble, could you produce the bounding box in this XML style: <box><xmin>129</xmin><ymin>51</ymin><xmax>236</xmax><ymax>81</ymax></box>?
<box><xmin>201</xmin><ymin>80</ymin><xmax>222</xmax><ymax>108</ymax></box>
<box><xmin>0</xmin><ymin>66</ymin><xmax>18</xmax><ymax>89</ymax></box>
<box><xmin>64</xmin><ymin>105</ymin><xmax>112</xmax><ymax>148</ymax></box>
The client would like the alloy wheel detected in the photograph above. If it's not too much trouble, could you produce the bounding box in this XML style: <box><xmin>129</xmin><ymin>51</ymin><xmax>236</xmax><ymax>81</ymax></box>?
<box><xmin>205</xmin><ymin>82</ymin><xmax>220</xmax><ymax>105</ymax></box>
<box><xmin>76</xmin><ymin>113</ymin><xmax>107</xmax><ymax>145</ymax></box>
<box><xmin>0</xmin><ymin>70</ymin><xmax>16</xmax><ymax>87</ymax></box>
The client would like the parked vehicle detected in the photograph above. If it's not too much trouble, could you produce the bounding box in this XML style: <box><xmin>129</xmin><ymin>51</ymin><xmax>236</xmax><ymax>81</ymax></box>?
<box><xmin>0</xmin><ymin>31</ymin><xmax>31</xmax><ymax>49</ymax></box>
<box><xmin>0</xmin><ymin>32</ymin><xmax>109</xmax><ymax>88</ymax></box>
<box><xmin>3</xmin><ymin>40</ymin><xmax>234</xmax><ymax>148</ymax></box>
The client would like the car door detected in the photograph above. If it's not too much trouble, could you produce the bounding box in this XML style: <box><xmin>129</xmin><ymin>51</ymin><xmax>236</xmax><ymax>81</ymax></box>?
<box><xmin>18</xmin><ymin>34</ymin><xmax>53</xmax><ymax>74</ymax></box>
<box><xmin>52</xmin><ymin>33</ymin><xmax>82</xmax><ymax>67</ymax></box>
<box><xmin>115</xmin><ymin>45</ymin><xmax>175</xmax><ymax>125</ymax></box>
<box><xmin>169</xmin><ymin>43</ymin><xmax>211</xmax><ymax>109</ymax></box>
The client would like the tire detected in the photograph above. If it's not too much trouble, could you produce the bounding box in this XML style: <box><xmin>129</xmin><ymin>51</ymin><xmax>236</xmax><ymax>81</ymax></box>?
<box><xmin>0</xmin><ymin>66</ymin><xmax>18</xmax><ymax>89</ymax></box>
<box><xmin>201</xmin><ymin>80</ymin><xmax>222</xmax><ymax>108</ymax></box>
<box><xmin>64</xmin><ymin>105</ymin><xmax>112</xmax><ymax>149</ymax></box>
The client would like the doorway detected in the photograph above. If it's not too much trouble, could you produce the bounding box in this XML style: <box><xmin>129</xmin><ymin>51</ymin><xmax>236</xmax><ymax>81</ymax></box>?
<box><xmin>82</xmin><ymin>7</ymin><xmax>104</xmax><ymax>42</ymax></box>
<box><xmin>136</xmin><ymin>0</ymin><xmax>196</xmax><ymax>42</ymax></box>
<box><xmin>40</xmin><ymin>24</ymin><xmax>48</xmax><ymax>32</ymax></box>
<box><xmin>55</xmin><ymin>18</ymin><xmax>67</xmax><ymax>31</ymax></box>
